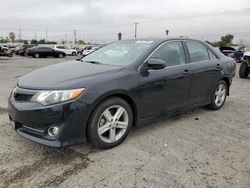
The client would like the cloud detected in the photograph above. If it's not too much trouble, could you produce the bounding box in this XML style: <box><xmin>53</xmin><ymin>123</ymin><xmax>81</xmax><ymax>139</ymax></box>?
<box><xmin>0</xmin><ymin>0</ymin><xmax>249</xmax><ymax>43</ymax></box>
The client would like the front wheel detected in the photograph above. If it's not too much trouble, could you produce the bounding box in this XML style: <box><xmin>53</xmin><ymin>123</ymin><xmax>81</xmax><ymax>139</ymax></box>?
<box><xmin>87</xmin><ymin>97</ymin><xmax>133</xmax><ymax>149</ymax></box>
<box><xmin>58</xmin><ymin>53</ymin><xmax>64</xmax><ymax>58</ymax></box>
<box><xmin>72</xmin><ymin>52</ymin><xmax>77</xmax><ymax>56</ymax></box>
<box><xmin>33</xmin><ymin>53</ymin><xmax>40</xmax><ymax>58</ymax></box>
<box><xmin>208</xmin><ymin>80</ymin><xmax>227</xmax><ymax>110</ymax></box>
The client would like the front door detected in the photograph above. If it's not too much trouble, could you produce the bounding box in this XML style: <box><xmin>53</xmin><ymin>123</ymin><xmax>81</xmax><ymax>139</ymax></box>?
<box><xmin>139</xmin><ymin>41</ymin><xmax>191</xmax><ymax>118</ymax></box>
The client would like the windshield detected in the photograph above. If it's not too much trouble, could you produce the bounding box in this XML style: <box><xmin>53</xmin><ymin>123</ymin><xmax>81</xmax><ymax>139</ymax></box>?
<box><xmin>81</xmin><ymin>40</ymin><xmax>154</xmax><ymax>66</ymax></box>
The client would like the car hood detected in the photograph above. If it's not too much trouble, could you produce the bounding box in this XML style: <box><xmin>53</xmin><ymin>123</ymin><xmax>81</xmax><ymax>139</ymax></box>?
<box><xmin>18</xmin><ymin>60</ymin><xmax>124</xmax><ymax>90</ymax></box>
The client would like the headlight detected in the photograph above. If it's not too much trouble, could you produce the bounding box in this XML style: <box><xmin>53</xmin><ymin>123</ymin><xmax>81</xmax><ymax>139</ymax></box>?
<box><xmin>31</xmin><ymin>88</ymin><xmax>85</xmax><ymax>105</ymax></box>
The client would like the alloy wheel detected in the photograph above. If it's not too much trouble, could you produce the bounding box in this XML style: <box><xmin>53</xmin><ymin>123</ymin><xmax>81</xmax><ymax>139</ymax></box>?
<box><xmin>97</xmin><ymin>105</ymin><xmax>129</xmax><ymax>143</ymax></box>
<box><xmin>214</xmin><ymin>83</ymin><xmax>226</xmax><ymax>107</ymax></box>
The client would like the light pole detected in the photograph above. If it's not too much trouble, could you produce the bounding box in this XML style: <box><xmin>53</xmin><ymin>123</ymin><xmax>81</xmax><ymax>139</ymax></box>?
<box><xmin>73</xmin><ymin>30</ymin><xmax>77</xmax><ymax>44</ymax></box>
<box><xmin>165</xmin><ymin>29</ymin><xmax>169</xmax><ymax>36</ymax></box>
<box><xmin>134</xmin><ymin>22</ymin><xmax>138</xmax><ymax>38</ymax></box>
<box><xmin>45</xmin><ymin>27</ymin><xmax>48</xmax><ymax>42</ymax></box>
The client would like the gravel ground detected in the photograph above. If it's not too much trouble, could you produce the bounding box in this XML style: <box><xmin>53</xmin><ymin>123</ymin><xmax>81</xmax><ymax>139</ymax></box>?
<box><xmin>0</xmin><ymin>56</ymin><xmax>249</xmax><ymax>188</ymax></box>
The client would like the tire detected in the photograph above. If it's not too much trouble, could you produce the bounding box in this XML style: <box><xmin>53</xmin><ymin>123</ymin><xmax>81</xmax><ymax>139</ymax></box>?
<box><xmin>87</xmin><ymin>97</ymin><xmax>133</xmax><ymax>149</ymax></box>
<box><xmin>33</xmin><ymin>53</ymin><xmax>40</xmax><ymax>58</ymax></box>
<box><xmin>72</xmin><ymin>52</ymin><xmax>77</xmax><ymax>56</ymax></box>
<box><xmin>58</xmin><ymin>53</ymin><xmax>64</xmax><ymax>58</ymax></box>
<box><xmin>208</xmin><ymin>80</ymin><xmax>227</xmax><ymax>110</ymax></box>
<box><xmin>239</xmin><ymin>62</ymin><xmax>249</xmax><ymax>78</ymax></box>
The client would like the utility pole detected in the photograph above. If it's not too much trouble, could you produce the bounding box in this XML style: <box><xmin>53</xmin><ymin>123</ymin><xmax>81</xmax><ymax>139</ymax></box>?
<box><xmin>34</xmin><ymin>32</ymin><xmax>37</xmax><ymax>40</ymax></box>
<box><xmin>134</xmin><ymin>22</ymin><xmax>138</xmax><ymax>38</ymax></box>
<box><xmin>73</xmin><ymin>30</ymin><xmax>77</xmax><ymax>44</ymax></box>
<box><xmin>45</xmin><ymin>27</ymin><xmax>48</xmax><ymax>42</ymax></box>
<box><xmin>18</xmin><ymin>28</ymin><xmax>22</xmax><ymax>41</ymax></box>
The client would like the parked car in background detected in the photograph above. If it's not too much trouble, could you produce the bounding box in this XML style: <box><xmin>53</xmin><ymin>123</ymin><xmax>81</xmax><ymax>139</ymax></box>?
<box><xmin>8</xmin><ymin>38</ymin><xmax>236</xmax><ymax>149</ymax></box>
<box><xmin>25</xmin><ymin>46</ymin><xmax>66</xmax><ymax>58</ymax></box>
<box><xmin>54</xmin><ymin>45</ymin><xmax>77</xmax><ymax>56</ymax></box>
<box><xmin>0</xmin><ymin>46</ymin><xmax>13</xmax><ymax>57</ymax></box>
<box><xmin>239</xmin><ymin>50</ymin><xmax>250</xmax><ymax>78</ymax></box>
<box><xmin>219</xmin><ymin>47</ymin><xmax>236</xmax><ymax>58</ymax></box>
<box><xmin>15</xmin><ymin>44</ymin><xmax>37</xmax><ymax>56</ymax></box>
<box><xmin>219</xmin><ymin>45</ymin><xmax>250</xmax><ymax>63</ymax></box>
<box><xmin>0</xmin><ymin>45</ymin><xmax>9</xmax><ymax>53</ymax></box>
<box><xmin>72</xmin><ymin>47</ymin><xmax>83</xmax><ymax>55</ymax></box>
<box><xmin>82</xmin><ymin>46</ymin><xmax>101</xmax><ymax>56</ymax></box>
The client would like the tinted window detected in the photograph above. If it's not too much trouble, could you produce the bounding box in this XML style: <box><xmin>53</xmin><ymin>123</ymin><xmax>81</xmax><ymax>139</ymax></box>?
<box><xmin>186</xmin><ymin>41</ymin><xmax>209</xmax><ymax>62</ymax></box>
<box><xmin>149</xmin><ymin>41</ymin><xmax>185</xmax><ymax>66</ymax></box>
<box><xmin>208</xmin><ymin>49</ymin><xmax>218</xmax><ymax>60</ymax></box>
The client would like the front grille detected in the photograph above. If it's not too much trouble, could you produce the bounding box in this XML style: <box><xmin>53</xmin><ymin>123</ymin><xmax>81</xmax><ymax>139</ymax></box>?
<box><xmin>14</xmin><ymin>93</ymin><xmax>33</xmax><ymax>102</ymax></box>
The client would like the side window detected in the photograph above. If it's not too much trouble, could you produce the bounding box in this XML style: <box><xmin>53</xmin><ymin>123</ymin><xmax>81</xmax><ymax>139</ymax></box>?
<box><xmin>149</xmin><ymin>41</ymin><xmax>185</xmax><ymax>66</ymax></box>
<box><xmin>186</xmin><ymin>41</ymin><xmax>209</xmax><ymax>62</ymax></box>
<box><xmin>208</xmin><ymin>49</ymin><xmax>218</xmax><ymax>60</ymax></box>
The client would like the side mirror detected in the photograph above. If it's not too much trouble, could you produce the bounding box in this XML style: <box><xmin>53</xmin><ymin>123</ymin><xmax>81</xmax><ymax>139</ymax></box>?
<box><xmin>147</xmin><ymin>58</ymin><xmax>166</xmax><ymax>70</ymax></box>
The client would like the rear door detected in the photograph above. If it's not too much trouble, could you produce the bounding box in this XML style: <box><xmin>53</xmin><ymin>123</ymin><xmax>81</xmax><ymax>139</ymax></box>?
<box><xmin>185</xmin><ymin>40</ymin><xmax>222</xmax><ymax>105</ymax></box>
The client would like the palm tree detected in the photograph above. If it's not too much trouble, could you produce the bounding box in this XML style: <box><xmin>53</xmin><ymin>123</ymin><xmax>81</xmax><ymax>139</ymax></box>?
<box><xmin>9</xmin><ymin>32</ymin><xmax>16</xmax><ymax>43</ymax></box>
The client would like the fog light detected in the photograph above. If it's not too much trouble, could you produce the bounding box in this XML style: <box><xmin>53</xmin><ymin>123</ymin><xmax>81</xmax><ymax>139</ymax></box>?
<box><xmin>48</xmin><ymin>126</ymin><xmax>59</xmax><ymax>137</ymax></box>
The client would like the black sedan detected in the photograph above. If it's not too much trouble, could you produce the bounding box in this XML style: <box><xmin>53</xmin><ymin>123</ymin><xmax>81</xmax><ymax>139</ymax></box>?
<box><xmin>25</xmin><ymin>46</ymin><xmax>66</xmax><ymax>58</ymax></box>
<box><xmin>8</xmin><ymin>38</ymin><xmax>236</xmax><ymax>149</ymax></box>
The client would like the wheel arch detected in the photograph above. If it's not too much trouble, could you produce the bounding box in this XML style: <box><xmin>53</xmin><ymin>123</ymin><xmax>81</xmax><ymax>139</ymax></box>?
<box><xmin>221</xmin><ymin>77</ymin><xmax>230</xmax><ymax>95</ymax></box>
<box><xmin>85</xmin><ymin>92</ymin><xmax>139</xmax><ymax>140</ymax></box>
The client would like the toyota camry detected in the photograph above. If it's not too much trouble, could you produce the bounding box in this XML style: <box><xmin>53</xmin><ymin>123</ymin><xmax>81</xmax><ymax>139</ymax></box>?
<box><xmin>8</xmin><ymin>38</ymin><xmax>236</xmax><ymax>149</ymax></box>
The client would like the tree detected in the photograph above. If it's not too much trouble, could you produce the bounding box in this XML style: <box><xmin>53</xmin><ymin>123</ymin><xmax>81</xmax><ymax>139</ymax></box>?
<box><xmin>38</xmin><ymin>39</ymin><xmax>46</xmax><ymax>44</ymax></box>
<box><xmin>30</xmin><ymin>39</ymin><xmax>38</xmax><ymax>44</ymax></box>
<box><xmin>206</xmin><ymin>34</ymin><xmax>234</xmax><ymax>47</ymax></box>
<box><xmin>221</xmin><ymin>34</ymin><xmax>234</xmax><ymax>46</ymax></box>
<box><xmin>118</xmin><ymin>32</ymin><xmax>122</xmax><ymax>40</ymax></box>
<box><xmin>23</xmin><ymin>40</ymin><xmax>29</xmax><ymax>44</ymax></box>
<box><xmin>9</xmin><ymin>32</ymin><xmax>16</xmax><ymax>43</ymax></box>
<box><xmin>78</xmin><ymin>40</ymin><xmax>85</xmax><ymax>45</ymax></box>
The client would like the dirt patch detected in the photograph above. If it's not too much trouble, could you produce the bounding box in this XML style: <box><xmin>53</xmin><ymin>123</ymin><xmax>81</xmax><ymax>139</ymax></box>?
<box><xmin>1</xmin><ymin>148</ymin><xmax>93</xmax><ymax>188</ymax></box>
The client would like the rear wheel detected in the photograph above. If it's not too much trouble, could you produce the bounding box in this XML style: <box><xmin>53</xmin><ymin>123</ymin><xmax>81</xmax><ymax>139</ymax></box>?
<box><xmin>208</xmin><ymin>80</ymin><xmax>227</xmax><ymax>110</ymax></box>
<box><xmin>72</xmin><ymin>52</ymin><xmax>77</xmax><ymax>56</ymax></box>
<box><xmin>239</xmin><ymin>62</ymin><xmax>249</xmax><ymax>78</ymax></box>
<box><xmin>87</xmin><ymin>97</ymin><xmax>133</xmax><ymax>149</ymax></box>
<box><xmin>33</xmin><ymin>53</ymin><xmax>40</xmax><ymax>58</ymax></box>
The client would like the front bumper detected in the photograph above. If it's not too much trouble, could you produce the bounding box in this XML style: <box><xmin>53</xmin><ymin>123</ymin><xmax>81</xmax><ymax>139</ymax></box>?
<box><xmin>8</xmin><ymin>87</ymin><xmax>90</xmax><ymax>147</ymax></box>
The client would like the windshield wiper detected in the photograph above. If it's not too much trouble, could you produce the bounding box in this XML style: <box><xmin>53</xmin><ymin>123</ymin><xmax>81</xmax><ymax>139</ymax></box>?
<box><xmin>84</xmin><ymin>60</ymin><xmax>102</xmax><ymax>64</ymax></box>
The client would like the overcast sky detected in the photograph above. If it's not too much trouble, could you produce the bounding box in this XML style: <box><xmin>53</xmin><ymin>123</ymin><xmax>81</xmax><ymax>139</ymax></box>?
<box><xmin>0</xmin><ymin>0</ymin><xmax>250</xmax><ymax>43</ymax></box>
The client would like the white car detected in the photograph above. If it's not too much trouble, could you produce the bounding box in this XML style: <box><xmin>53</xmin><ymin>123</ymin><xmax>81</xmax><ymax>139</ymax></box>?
<box><xmin>82</xmin><ymin>46</ymin><xmax>100</xmax><ymax>56</ymax></box>
<box><xmin>54</xmin><ymin>45</ymin><xmax>77</xmax><ymax>56</ymax></box>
